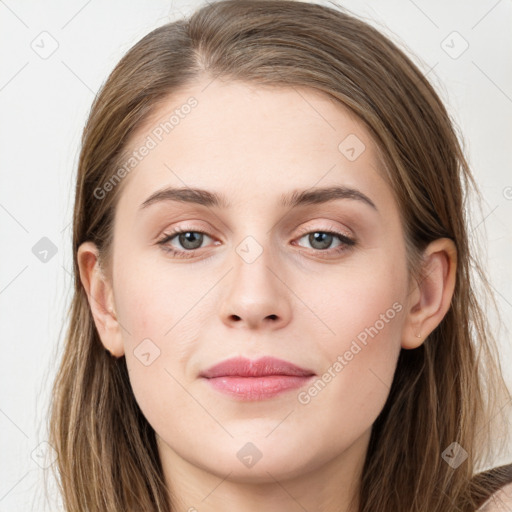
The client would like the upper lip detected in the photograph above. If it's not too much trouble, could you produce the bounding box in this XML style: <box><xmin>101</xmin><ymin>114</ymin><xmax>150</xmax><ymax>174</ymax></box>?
<box><xmin>200</xmin><ymin>356</ymin><xmax>316</xmax><ymax>378</ymax></box>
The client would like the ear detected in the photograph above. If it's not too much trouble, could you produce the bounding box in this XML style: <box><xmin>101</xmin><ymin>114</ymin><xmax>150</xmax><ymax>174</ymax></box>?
<box><xmin>77</xmin><ymin>241</ymin><xmax>125</xmax><ymax>357</ymax></box>
<box><xmin>401</xmin><ymin>238</ymin><xmax>457</xmax><ymax>349</ymax></box>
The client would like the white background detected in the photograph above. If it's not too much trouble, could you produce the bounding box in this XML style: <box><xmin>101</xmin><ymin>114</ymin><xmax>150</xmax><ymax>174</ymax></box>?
<box><xmin>0</xmin><ymin>0</ymin><xmax>511</xmax><ymax>510</ymax></box>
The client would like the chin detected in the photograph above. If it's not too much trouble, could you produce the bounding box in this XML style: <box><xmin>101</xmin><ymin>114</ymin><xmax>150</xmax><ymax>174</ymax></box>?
<box><xmin>192</xmin><ymin>437</ymin><xmax>320</xmax><ymax>484</ymax></box>
<box><xmin>211</xmin><ymin>457</ymin><xmax>311</xmax><ymax>485</ymax></box>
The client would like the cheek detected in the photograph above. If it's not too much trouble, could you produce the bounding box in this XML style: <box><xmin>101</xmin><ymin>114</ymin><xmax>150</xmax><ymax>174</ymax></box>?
<box><xmin>113</xmin><ymin>235</ymin><xmax>407</xmax><ymax>472</ymax></box>
<box><xmin>296</xmin><ymin>254</ymin><xmax>405</xmax><ymax>425</ymax></box>
<box><xmin>114</xmin><ymin>258</ymin><xmax>211</xmax><ymax>431</ymax></box>
<box><xmin>114</xmin><ymin>248</ymin><xmax>205</xmax><ymax>340</ymax></box>
<box><xmin>309</xmin><ymin>249</ymin><xmax>406</xmax><ymax>350</ymax></box>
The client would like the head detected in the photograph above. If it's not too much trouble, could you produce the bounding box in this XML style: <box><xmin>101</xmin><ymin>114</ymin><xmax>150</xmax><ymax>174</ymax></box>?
<box><xmin>48</xmin><ymin>1</ymin><xmax>511</xmax><ymax>511</ymax></box>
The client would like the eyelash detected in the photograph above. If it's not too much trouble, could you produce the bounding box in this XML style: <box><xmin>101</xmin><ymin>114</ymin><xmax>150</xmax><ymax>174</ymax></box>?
<box><xmin>156</xmin><ymin>225</ymin><xmax>356</xmax><ymax>259</ymax></box>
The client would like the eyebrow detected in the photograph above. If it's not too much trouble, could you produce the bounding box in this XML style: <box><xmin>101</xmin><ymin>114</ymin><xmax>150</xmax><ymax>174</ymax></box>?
<box><xmin>139</xmin><ymin>185</ymin><xmax>378</xmax><ymax>212</ymax></box>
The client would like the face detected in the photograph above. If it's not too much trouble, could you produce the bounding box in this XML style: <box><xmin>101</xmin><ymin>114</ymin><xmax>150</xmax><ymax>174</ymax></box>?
<box><xmin>96</xmin><ymin>78</ymin><xmax>412</xmax><ymax>485</ymax></box>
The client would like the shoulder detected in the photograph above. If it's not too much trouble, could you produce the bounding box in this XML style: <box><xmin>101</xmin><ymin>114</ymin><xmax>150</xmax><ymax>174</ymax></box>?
<box><xmin>477</xmin><ymin>481</ymin><xmax>512</xmax><ymax>511</ymax></box>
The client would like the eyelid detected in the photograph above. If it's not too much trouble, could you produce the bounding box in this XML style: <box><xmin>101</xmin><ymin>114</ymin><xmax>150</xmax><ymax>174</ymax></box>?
<box><xmin>156</xmin><ymin>221</ymin><xmax>215</xmax><ymax>240</ymax></box>
<box><xmin>294</xmin><ymin>222</ymin><xmax>354</xmax><ymax>241</ymax></box>
<box><xmin>157</xmin><ymin>220</ymin><xmax>356</xmax><ymax>259</ymax></box>
<box><xmin>158</xmin><ymin>221</ymin><xmax>353</xmax><ymax>245</ymax></box>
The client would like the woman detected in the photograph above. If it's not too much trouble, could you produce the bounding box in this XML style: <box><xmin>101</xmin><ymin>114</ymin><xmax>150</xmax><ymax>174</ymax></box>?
<box><xmin>47</xmin><ymin>0</ymin><xmax>512</xmax><ymax>510</ymax></box>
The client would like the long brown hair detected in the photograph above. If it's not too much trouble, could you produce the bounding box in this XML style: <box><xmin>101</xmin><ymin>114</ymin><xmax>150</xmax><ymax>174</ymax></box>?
<box><xmin>47</xmin><ymin>0</ymin><xmax>511</xmax><ymax>510</ymax></box>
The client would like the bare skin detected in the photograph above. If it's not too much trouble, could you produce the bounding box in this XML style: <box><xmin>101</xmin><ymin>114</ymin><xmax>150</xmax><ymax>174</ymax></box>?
<box><xmin>479</xmin><ymin>483</ymin><xmax>512</xmax><ymax>511</ymax></box>
<box><xmin>78</xmin><ymin>76</ymin><xmax>457</xmax><ymax>512</ymax></box>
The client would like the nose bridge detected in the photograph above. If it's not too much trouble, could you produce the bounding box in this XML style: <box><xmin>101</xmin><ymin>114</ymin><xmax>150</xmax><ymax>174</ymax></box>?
<box><xmin>228</xmin><ymin>208</ymin><xmax>276</xmax><ymax>270</ymax></box>
<box><xmin>219</xmin><ymin>227</ymin><xmax>292</xmax><ymax>329</ymax></box>
<box><xmin>231</xmin><ymin>230</ymin><xmax>278</xmax><ymax>296</ymax></box>
<box><xmin>235</xmin><ymin>233</ymin><xmax>267</xmax><ymax>267</ymax></box>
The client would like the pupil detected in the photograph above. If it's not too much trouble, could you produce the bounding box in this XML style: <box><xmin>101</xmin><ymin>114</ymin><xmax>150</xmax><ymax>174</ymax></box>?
<box><xmin>310</xmin><ymin>232</ymin><xmax>332</xmax><ymax>250</ymax></box>
<box><xmin>180</xmin><ymin>232</ymin><xmax>202</xmax><ymax>249</ymax></box>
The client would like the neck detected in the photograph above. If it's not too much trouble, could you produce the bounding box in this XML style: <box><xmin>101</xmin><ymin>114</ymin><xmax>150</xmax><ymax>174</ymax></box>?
<box><xmin>158</xmin><ymin>428</ymin><xmax>370</xmax><ymax>512</ymax></box>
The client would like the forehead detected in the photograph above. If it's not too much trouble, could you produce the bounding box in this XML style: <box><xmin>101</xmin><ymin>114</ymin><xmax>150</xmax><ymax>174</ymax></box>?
<box><xmin>114</xmin><ymin>78</ymin><xmax>394</xmax><ymax>220</ymax></box>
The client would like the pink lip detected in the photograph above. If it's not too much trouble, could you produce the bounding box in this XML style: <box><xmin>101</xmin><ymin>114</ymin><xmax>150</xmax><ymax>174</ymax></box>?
<box><xmin>199</xmin><ymin>356</ymin><xmax>315</xmax><ymax>401</ymax></box>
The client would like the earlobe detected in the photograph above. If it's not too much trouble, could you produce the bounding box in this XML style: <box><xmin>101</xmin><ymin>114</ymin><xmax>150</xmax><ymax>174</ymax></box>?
<box><xmin>401</xmin><ymin>238</ymin><xmax>457</xmax><ymax>350</ymax></box>
<box><xmin>77</xmin><ymin>241</ymin><xmax>125</xmax><ymax>358</ymax></box>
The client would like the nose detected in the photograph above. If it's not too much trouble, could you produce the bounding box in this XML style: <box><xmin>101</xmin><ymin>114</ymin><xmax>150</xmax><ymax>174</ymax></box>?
<box><xmin>219</xmin><ymin>240</ymin><xmax>292</xmax><ymax>331</ymax></box>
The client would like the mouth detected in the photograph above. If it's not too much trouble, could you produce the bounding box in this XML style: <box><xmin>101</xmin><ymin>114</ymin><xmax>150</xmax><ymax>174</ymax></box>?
<box><xmin>199</xmin><ymin>356</ymin><xmax>316</xmax><ymax>401</ymax></box>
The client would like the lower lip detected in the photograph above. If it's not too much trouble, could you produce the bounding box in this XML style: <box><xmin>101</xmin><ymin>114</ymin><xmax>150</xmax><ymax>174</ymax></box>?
<box><xmin>202</xmin><ymin>375</ymin><xmax>315</xmax><ymax>401</ymax></box>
